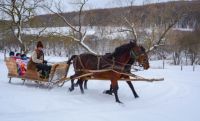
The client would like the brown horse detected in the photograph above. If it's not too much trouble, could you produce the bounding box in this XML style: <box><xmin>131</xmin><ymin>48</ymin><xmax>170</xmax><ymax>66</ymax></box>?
<box><xmin>73</xmin><ymin>56</ymin><xmax>142</xmax><ymax>98</ymax></box>
<box><xmin>67</xmin><ymin>41</ymin><xmax>149</xmax><ymax>103</ymax></box>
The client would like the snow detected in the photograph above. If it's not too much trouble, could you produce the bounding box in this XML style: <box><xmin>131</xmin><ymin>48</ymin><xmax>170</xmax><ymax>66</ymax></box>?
<box><xmin>21</xmin><ymin>26</ymin><xmax>128</xmax><ymax>39</ymax></box>
<box><xmin>173</xmin><ymin>27</ymin><xmax>194</xmax><ymax>32</ymax></box>
<box><xmin>0</xmin><ymin>52</ymin><xmax>200</xmax><ymax>121</ymax></box>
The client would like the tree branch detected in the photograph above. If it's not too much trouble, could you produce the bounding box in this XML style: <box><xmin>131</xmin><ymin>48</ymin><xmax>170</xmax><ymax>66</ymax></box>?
<box><xmin>124</xmin><ymin>17</ymin><xmax>138</xmax><ymax>41</ymax></box>
<box><xmin>146</xmin><ymin>20</ymin><xmax>178</xmax><ymax>53</ymax></box>
<box><xmin>45</xmin><ymin>0</ymin><xmax>96</xmax><ymax>54</ymax></box>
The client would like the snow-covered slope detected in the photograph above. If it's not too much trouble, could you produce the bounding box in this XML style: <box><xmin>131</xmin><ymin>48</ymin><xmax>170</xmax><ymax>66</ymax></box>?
<box><xmin>0</xmin><ymin>53</ymin><xmax>200</xmax><ymax>121</ymax></box>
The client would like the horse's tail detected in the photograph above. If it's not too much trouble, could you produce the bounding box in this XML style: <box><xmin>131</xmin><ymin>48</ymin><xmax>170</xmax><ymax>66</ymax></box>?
<box><xmin>67</xmin><ymin>55</ymin><xmax>77</xmax><ymax>65</ymax></box>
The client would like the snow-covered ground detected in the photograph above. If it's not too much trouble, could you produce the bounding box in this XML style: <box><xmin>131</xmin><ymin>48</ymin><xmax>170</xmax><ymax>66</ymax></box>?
<box><xmin>0</xmin><ymin>52</ymin><xmax>200</xmax><ymax>121</ymax></box>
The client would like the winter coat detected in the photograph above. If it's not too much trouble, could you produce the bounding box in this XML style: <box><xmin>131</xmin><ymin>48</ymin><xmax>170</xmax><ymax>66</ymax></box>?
<box><xmin>27</xmin><ymin>49</ymin><xmax>44</xmax><ymax>71</ymax></box>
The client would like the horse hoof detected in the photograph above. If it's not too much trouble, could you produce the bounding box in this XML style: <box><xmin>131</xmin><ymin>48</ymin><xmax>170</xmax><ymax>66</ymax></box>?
<box><xmin>69</xmin><ymin>88</ymin><xmax>74</xmax><ymax>92</ymax></box>
<box><xmin>135</xmin><ymin>95</ymin><xmax>139</xmax><ymax>98</ymax></box>
<box><xmin>116</xmin><ymin>100</ymin><xmax>123</xmax><ymax>104</ymax></box>
<box><xmin>103</xmin><ymin>90</ymin><xmax>113</xmax><ymax>95</ymax></box>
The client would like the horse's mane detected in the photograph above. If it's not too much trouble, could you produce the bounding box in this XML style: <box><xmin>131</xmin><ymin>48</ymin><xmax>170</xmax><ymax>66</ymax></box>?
<box><xmin>112</xmin><ymin>42</ymin><xmax>136</xmax><ymax>58</ymax></box>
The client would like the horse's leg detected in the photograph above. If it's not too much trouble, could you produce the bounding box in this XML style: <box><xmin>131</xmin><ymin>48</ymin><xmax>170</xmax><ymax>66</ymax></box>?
<box><xmin>75</xmin><ymin>79</ymin><xmax>86</xmax><ymax>88</ymax></box>
<box><xmin>103</xmin><ymin>84</ymin><xmax>113</xmax><ymax>95</ymax></box>
<box><xmin>74</xmin><ymin>80</ymin><xmax>79</xmax><ymax>87</ymax></box>
<box><xmin>74</xmin><ymin>79</ymin><xmax>85</xmax><ymax>88</ymax></box>
<box><xmin>78</xmin><ymin>79</ymin><xmax>84</xmax><ymax>94</ymax></box>
<box><xmin>84</xmin><ymin>80</ymin><xmax>88</xmax><ymax>89</ymax></box>
<box><xmin>126</xmin><ymin>81</ymin><xmax>139</xmax><ymax>98</ymax></box>
<box><xmin>69</xmin><ymin>73</ymin><xmax>81</xmax><ymax>91</ymax></box>
<box><xmin>111</xmin><ymin>80</ymin><xmax>122</xmax><ymax>103</ymax></box>
<box><xmin>69</xmin><ymin>79</ymin><xmax>75</xmax><ymax>92</ymax></box>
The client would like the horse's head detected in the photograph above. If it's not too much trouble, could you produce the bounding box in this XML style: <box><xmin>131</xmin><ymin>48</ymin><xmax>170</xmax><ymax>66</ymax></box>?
<box><xmin>112</xmin><ymin>41</ymin><xmax>149</xmax><ymax>70</ymax></box>
<box><xmin>130</xmin><ymin>42</ymin><xmax>149</xmax><ymax>70</ymax></box>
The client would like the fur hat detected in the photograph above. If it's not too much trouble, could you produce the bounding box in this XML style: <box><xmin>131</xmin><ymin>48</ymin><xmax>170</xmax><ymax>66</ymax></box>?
<box><xmin>37</xmin><ymin>41</ymin><xmax>43</xmax><ymax>48</ymax></box>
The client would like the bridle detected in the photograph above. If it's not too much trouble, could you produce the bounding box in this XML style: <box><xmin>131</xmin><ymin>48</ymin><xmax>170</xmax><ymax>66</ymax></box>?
<box><xmin>130</xmin><ymin>48</ymin><xmax>149</xmax><ymax>69</ymax></box>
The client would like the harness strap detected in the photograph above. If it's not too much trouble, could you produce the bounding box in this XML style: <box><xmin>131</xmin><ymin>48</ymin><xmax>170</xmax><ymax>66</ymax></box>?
<box><xmin>97</xmin><ymin>56</ymin><xmax>101</xmax><ymax>70</ymax></box>
<box><xmin>120</xmin><ymin>65</ymin><xmax>125</xmax><ymax>72</ymax></box>
<box><xmin>100</xmin><ymin>56</ymin><xmax>130</xmax><ymax>72</ymax></box>
<box><xmin>76</xmin><ymin>55</ymin><xmax>133</xmax><ymax>73</ymax></box>
<box><xmin>4</xmin><ymin>49</ymin><xmax>6</xmax><ymax>61</ymax></box>
<box><xmin>111</xmin><ymin>57</ymin><xmax>115</xmax><ymax>69</ymax></box>
<box><xmin>77</xmin><ymin>55</ymin><xmax>85</xmax><ymax>69</ymax></box>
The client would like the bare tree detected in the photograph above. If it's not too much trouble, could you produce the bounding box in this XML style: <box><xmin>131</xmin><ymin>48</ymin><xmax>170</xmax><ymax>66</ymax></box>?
<box><xmin>115</xmin><ymin>0</ymin><xmax>186</xmax><ymax>54</ymax></box>
<box><xmin>0</xmin><ymin>0</ymin><xmax>44</xmax><ymax>53</ymax></box>
<box><xmin>45</xmin><ymin>0</ymin><xmax>96</xmax><ymax>54</ymax></box>
<box><xmin>115</xmin><ymin>0</ymin><xmax>138</xmax><ymax>41</ymax></box>
<box><xmin>144</xmin><ymin>2</ymin><xmax>186</xmax><ymax>53</ymax></box>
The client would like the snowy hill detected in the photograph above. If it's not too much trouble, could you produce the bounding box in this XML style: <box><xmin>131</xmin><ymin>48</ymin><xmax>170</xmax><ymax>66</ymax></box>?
<box><xmin>0</xmin><ymin>52</ymin><xmax>200</xmax><ymax>121</ymax></box>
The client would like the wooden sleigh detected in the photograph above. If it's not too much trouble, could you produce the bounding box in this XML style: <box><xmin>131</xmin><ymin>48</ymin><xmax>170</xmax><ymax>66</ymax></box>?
<box><xmin>4</xmin><ymin>51</ymin><xmax>163</xmax><ymax>88</ymax></box>
<box><xmin>4</xmin><ymin>56</ymin><xmax>163</xmax><ymax>88</ymax></box>
<box><xmin>4</xmin><ymin>56</ymin><xmax>70</xmax><ymax>88</ymax></box>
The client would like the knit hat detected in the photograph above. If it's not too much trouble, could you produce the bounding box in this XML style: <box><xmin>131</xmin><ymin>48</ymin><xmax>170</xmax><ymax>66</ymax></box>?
<box><xmin>37</xmin><ymin>41</ymin><xmax>43</xmax><ymax>48</ymax></box>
